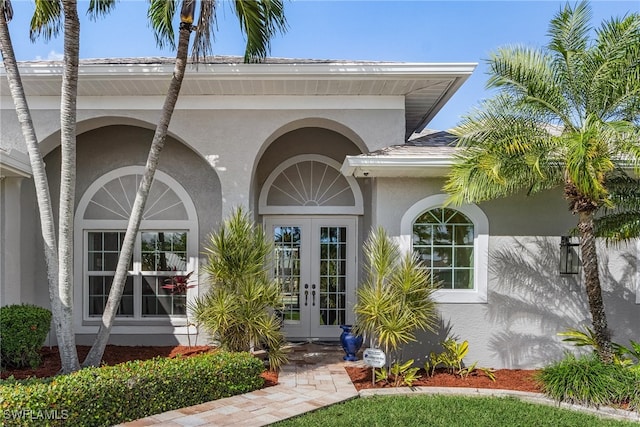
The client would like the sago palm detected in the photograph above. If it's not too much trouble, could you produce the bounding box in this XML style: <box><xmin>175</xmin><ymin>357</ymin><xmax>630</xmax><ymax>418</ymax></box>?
<box><xmin>444</xmin><ymin>1</ymin><xmax>640</xmax><ymax>362</ymax></box>
<box><xmin>190</xmin><ymin>207</ymin><xmax>287</xmax><ymax>370</ymax></box>
<box><xmin>84</xmin><ymin>0</ymin><xmax>287</xmax><ymax>367</ymax></box>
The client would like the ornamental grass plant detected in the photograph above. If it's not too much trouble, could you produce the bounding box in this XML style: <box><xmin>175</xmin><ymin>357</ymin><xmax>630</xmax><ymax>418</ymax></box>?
<box><xmin>190</xmin><ymin>207</ymin><xmax>288</xmax><ymax>370</ymax></box>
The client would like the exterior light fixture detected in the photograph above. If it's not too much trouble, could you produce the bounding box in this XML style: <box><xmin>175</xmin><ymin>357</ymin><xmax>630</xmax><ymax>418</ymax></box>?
<box><xmin>559</xmin><ymin>236</ymin><xmax>580</xmax><ymax>275</ymax></box>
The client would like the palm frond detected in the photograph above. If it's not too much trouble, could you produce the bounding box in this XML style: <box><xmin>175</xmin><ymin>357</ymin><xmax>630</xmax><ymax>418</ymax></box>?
<box><xmin>232</xmin><ymin>0</ymin><xmax>287</xmax><ymax>63</ymax></box>
<box><xmin>587</xmin><ymin>13</ymin><xmax>640</xmax><ymax>121</ymax></box>
<box><xmin>87</xmin><ymin>0</ymin><xmax>117</xmax><ymax>21</ymax></box>
<box><xmin>547</xmin><ymin>0</ymin><xmax>591</xmax><ymax>57</ymax></box>
<box><xmin>594</xmin><ymin>170</ymin><xmax>640</xmax><ymax>242</ymax></box>
<box><xmin>30</xmin><ymin>0</ymin><xmax>62</xmax><ymax>42</ymax></box>
<box><xmin>487</xmin><ymin>46</ymin><xmax>571</xmax><ymax>125</ymax></box>
<box><xmin>446</xmin><ymin>95</ymin><xmax>563</xmax><ymax>205</ymax></box>
<box><xmin>147</xmin><ymin>0</ymin><xmax>178</xmax><ymax>50</ymax></box>
<box><xmin>595</xmin><ymin>212</ymin><xmax>640</xmax><ymax>242</ymax></box>
<box><xmin>191</xmin><ymin>0</ymin><xmax>216</xmax><ymax>62</ymax></box>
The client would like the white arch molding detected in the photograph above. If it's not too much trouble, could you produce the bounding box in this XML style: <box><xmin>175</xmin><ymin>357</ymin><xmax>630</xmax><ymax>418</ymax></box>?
<box><xmin>259</xmin><ymin>154</ymin><xmax>363</xmax><ymax>215</ymax></box>
<box><xmin>73</xmin><ymin>166</ymin><xmax>199</xmax><ymax>336</ymax></box>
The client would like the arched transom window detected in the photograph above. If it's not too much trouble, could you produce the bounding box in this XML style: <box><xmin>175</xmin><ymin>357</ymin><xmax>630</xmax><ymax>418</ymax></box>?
<box><xmin>259</xmin><ymin>154</ymin><xmax>363</xmax><ymax>215</ymax></box>
<box><xmin>413</xmin><ymin>208</ymin><xmax>474</xmax><ymax>290</ymax></box>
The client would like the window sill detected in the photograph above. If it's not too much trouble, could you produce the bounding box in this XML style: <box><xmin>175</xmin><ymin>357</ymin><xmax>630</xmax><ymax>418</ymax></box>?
<box><xmin>83</xmin><ymin>318</ymin><xmax>188</xmax><ymax>327</ymax></box>
<box><xmin>433</xmin><ymin>290</ymin><xmax>487</xmax><ymax>304</ymax></box>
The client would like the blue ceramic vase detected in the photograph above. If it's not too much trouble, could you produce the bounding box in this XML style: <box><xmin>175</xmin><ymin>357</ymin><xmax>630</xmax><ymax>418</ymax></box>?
<box><xmin>340</xmin><ymin>324</ymin><xmax>363</xmax><ymax>361</ymax></box>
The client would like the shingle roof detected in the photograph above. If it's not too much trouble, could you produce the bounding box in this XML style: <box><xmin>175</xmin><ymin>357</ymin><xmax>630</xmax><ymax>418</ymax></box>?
<box><xmin>366</xmin><ymin>129</ymin><xmax>458</xmax><ymax>157</ymax></box>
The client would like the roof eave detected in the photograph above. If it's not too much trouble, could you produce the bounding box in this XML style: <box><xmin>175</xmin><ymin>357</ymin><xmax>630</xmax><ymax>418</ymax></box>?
<box><xmin>341</xmin><ymin>155</ymin><xmax>455</xmax><ymax>178</ymax></box>
<box><xmin>0</xmin><ymin>149</ymin><xmax>32</xmax><ymax>178</ymax></box>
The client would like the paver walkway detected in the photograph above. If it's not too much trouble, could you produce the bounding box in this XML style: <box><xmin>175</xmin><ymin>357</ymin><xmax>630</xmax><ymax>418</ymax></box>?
<box><xmin>118</xmin><ymin>343</ymin><xmax>358</xmax><ymax>427</ymax></box>
<box><xmin>118</xmin><ymin>342</ymin><xmax>640</xmax><ymax>426</ymax></box>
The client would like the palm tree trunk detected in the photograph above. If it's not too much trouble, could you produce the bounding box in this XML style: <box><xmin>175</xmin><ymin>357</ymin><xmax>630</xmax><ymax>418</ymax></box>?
<box><xmin>578</xmin><ymin>211</ymin><xmax>613</xmax><ymax>363</ymax></box>
<box><xmin>82</xmin><ymin>23</ymin><xmax>193</xmax><ymax>368</ymax></box>
<box><xmin>56</xmin><ymin>0</ymin><xmax>81</xmax><ymax>373</ymax></box>
<box><xmin>0</xmin><ymin>6</ymin><xmax>76</xmax><ymax>372</ymax></box>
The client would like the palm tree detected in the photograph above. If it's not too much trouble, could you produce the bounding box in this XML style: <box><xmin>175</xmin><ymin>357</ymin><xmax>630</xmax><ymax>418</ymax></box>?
<box><xmin>0</xmin><ymin>0</ymin><xmax>116</xmax><ymax>374</ymax></box>
<box><xmin>82</xmin><ymin>0</ymin><xmax>287</xmax><ymax>367</ymax></box>
<box><xmin>444</xmin><ymin>1</ymin><xmax>640</xmax><ymax>362</ymax></box>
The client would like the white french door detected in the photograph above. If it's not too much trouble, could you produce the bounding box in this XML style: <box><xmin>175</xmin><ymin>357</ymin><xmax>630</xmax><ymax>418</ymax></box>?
<box><xmin>265</xmin><ymin>216</ymin><xmax>357</xmax><ymax>340</ymax></box>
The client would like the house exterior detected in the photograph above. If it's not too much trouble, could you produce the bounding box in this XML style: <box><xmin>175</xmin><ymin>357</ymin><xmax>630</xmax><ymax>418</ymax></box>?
<box><xmin>1</xmin><ymin>57</ymin><xmax>638</xmax><ymax>369</ymax></box>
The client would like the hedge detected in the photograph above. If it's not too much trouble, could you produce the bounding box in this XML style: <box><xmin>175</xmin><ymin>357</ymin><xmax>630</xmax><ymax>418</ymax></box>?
<box><xmin>0</xmin><ymin>304</ymin><xmax>52</xmax><ymax>369</ymax></box>
<box><xmin>1</xmin><ymin>351</ymin><xmax>264</xmax><ymax>426</ymax></box>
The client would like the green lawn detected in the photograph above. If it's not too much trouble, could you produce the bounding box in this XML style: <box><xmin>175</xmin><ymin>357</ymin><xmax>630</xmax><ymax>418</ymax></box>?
<box><xmin>274</xmin><ymin>395</ymin><xmax>637</xmax><ymax>427</ymax></box>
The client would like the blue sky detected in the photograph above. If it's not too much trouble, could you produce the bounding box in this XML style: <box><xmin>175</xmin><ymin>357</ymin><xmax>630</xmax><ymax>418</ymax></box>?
<box><xmin>6</xmin><ymin>0</ymin><xmax>640</xmax><ymax>130</ymax></box>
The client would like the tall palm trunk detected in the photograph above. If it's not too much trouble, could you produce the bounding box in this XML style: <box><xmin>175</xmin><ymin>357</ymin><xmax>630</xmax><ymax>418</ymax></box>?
<box><xmin>0</xmin><ymin>6</ymin><xmax>79</xmax><ymax>372</ymax></box>
<box><xmin>56</xmin><ymin>0</ymin><xmax>81</xmax><ymax>373</ymax></box>
<box><xmin>82</xmin><ymin>23</ymin><xmax>193</xmax><ymax>367</ymax></box>
<box><xmin>577</xmin><ymin>211</ymin><xmax>613</xmax><ymax>362</ymax></box>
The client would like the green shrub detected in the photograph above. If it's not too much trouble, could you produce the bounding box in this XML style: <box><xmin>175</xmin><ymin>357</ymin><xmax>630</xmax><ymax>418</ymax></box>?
<box><xmin>354</xmin><ymin>227</ymin><xmax>438</xmax><ymax>372</ymax></box>
<box><xmin>1</xmin><ymin>351</ymin><xmax>264</xmax><ymax>426</ymax></box>
<box><xmin>191</xmin><ymin>207</ymin><xmax>288</xmax><ymax>370</ymax></box>
<box><xmin>538</xmin><ymin>353</ymin><xmax>639</xmax><ymax>408</ymax></box>
<box><xmin>0</xmin><ymin>304</ymin><xmax>52</xmax><ymax>369</ymax></box>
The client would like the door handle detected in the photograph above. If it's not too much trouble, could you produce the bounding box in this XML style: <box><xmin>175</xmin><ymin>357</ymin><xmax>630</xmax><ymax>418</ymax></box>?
<box><xmin>311</xmin><ymin>284</ymin><xmax>316</xmax><ymax>306</ymax></box>
<box><xmin>304</xmin><ymin>284</ymin><xmax>309</xmax><ymax>306</ymax></box>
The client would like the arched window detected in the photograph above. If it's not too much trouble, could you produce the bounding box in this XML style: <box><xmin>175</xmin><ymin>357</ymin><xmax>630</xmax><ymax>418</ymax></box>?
<box><xmin>401</xmin><ymin>194</ymin><xmax>488</xmax><ymax>303</ymax></box>
<box><xmin>413</xmin><ymin>208</ymin><xmax>474</xmax><ymax>290</ymax></box>
<box><xmin>259</xmin><ymin>154</ymin><xmax>363</xmax><ymax>215</ymax></box>
<box><xmin>75</xmin><ymin>167</ymin><xmax>198</xmax><ymax>325</ymax></box>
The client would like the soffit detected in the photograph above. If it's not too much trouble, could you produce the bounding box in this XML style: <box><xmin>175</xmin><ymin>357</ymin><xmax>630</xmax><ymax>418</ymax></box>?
<box><xmin>0</xmin><ymin>57</ymin><xmax>476</xmax><ymax>139</ymax></box>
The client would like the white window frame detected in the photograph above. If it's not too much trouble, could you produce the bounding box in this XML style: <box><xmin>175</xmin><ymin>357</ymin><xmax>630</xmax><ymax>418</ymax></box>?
<box><xmin>401</xmin><ymin>194</ymin><xmax>489</xmax><ymax>303</ymax></box>
<box><xmin>74</xmin><ymin>166</ymin><xmax>198</xmax><ymax>334</ymax></box>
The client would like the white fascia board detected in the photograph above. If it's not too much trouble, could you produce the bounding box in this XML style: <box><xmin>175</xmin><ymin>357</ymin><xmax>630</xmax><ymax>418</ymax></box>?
<box><xmin>7</xmin><ymin>62</ymin><xmax>477</xmax><ymax>80</ymax></box>
<box><xmin>341</xmin><ymin>154</ymin><xmax>454</xmax><ymax>178</ymax></box>
<box><xmin>0</xmin><ymin>149</ymin><xmax>32</xmax><ymax>178</ymax></box>
<box><xmin>3</xmin><ymin>95</ymin><xmax>404</xmax><ymax>111</ymax></box>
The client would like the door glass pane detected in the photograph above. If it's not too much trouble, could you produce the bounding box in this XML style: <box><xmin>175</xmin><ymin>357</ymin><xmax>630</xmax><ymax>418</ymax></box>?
<box><xmin>274</xmin><ymin>227</ymin><xmax>301</xmax><ymax>323</ymax></box>
<box><xmin>319</xmin><ymin>226</ymin><xmax>347</xmax><ymax>327</ymax></box>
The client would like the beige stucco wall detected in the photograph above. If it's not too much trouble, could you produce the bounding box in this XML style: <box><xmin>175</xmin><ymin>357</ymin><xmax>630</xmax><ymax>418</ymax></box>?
<box><xmin>373</xmin><ymin>177</ymin><xmax>640</xmax><ymax>368</ymax></box>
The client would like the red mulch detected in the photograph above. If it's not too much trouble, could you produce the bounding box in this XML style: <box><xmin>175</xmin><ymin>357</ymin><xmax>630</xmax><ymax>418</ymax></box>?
<box><xmin>2</xmin><ymin>346</ymin><xmax>541</xmax><ymax>394</ymax></box>
<box><xmin>345</xmin><ymin>366</ymin><xmax>542</xmax><ymax>393</ymax></box>
<box><xmin>0</xmin><ymin>345</ymin><xmax>278</xmax><ymax>387</ymax></box>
